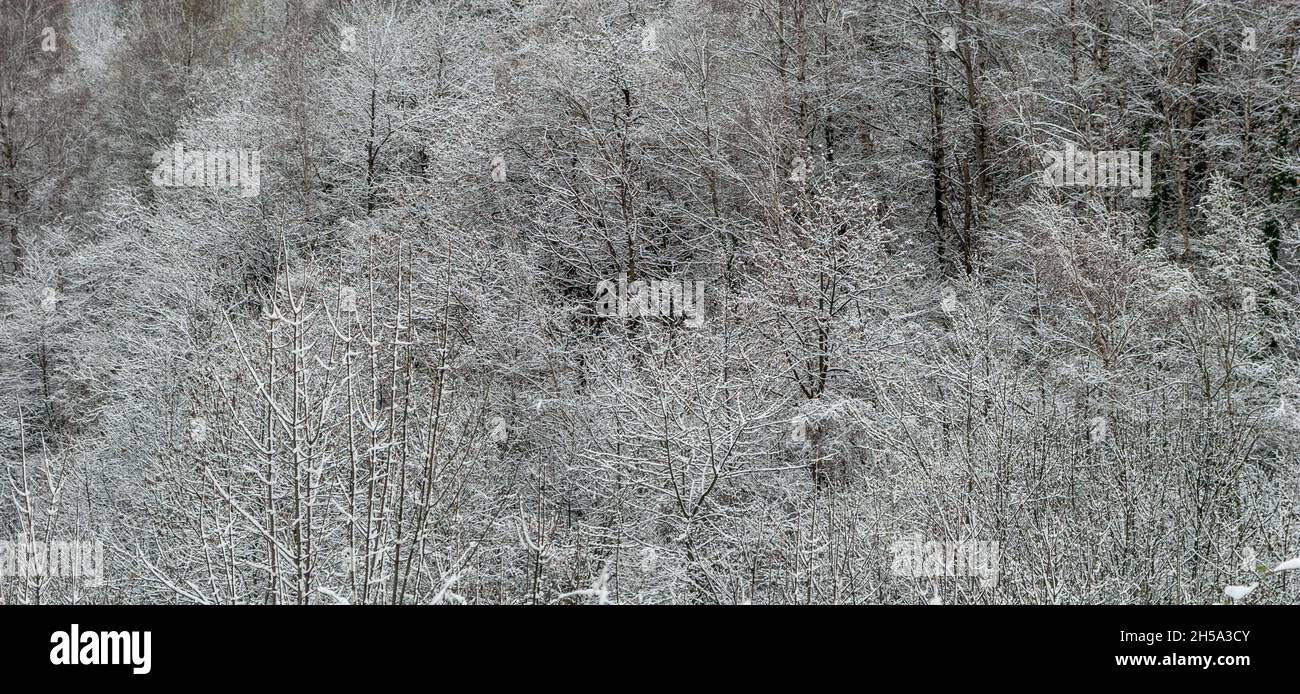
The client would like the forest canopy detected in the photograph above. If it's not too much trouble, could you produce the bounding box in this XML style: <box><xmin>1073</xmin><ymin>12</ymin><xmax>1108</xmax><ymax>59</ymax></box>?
<box><xmin>1</xmin><ymin>0</ymin><xmax>1298</xmax><ymax>605</ymax></box>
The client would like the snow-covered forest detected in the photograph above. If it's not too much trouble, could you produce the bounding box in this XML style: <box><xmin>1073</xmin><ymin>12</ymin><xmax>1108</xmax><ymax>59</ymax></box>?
<box><xmin>2</xmin><ymin>0</ymin><xmax>1299</xmax><ymax>605</ymax></box>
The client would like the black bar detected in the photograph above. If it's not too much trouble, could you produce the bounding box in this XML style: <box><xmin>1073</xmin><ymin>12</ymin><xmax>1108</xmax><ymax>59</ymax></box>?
<box><xmin>0</xmin><ymin>606</ymin><xmax>1289</xmax><ymax>684</ymax></box>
